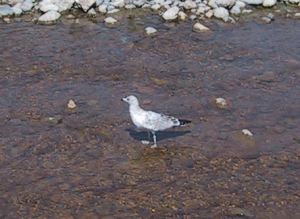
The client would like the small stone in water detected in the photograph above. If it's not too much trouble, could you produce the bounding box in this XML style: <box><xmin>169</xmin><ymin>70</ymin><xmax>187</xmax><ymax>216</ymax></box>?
<box><xmin>242</xmin><ymin>129</ymin><xmax>253</xmax><ymax>137</ymax></box>
<box><xmin>3</xmin><ymin>17</ymin><xmax>10</xmax><ymax>23</ymax></box>
<box><xmin>145</xmin><ymin>27</ymin><xmax>157</xmax><ymax>35</ymax></box>
<box><xmin>141</xmin><ymin>140</ymin><xmax>150</xmax><ymax>145</ymax></box>
<box><xmin>104</xmin><ymin>16</ymin><xmax>117</xmax><ymax>24</ymax></box>
<box><xmin>193</xmin><ymin>22</ymin><xmax>210</xmax><ymax>32</ymax></box>
<box><xmin>68</xmin><ymin>99</ymin><xmax>76</xmax><ymax>109</ymax></box>
<box><xmin>215</xmin><ymin>97</ymin><xmax>227</xmax><ymax>108</ymax></box>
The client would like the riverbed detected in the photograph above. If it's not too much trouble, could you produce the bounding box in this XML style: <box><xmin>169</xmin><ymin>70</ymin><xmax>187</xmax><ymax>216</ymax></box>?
<box><xmin>0</xmin><ymin>14</ymin><xmax>300</xmax><ymax>218</ymax></box>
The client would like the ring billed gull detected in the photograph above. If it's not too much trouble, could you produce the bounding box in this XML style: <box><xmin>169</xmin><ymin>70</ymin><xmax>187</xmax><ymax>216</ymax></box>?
<box><xmin>122</xmin><ymin>95</ymin><xmax>191</xmax><ymax>148</ymax></box>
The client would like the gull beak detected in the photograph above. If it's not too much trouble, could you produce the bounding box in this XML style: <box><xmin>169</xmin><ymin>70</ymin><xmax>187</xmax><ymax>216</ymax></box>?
<box><xmin>121</xmin><ymin>98</ymin><xmax>126</xmax><ymax>102</ymax></box>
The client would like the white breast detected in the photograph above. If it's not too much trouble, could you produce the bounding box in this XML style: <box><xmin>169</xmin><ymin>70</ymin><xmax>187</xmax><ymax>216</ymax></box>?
<box><xmin>129</xmin><ymin>106</ymin><xmax>146</xmax><ymax>128</ymax></box>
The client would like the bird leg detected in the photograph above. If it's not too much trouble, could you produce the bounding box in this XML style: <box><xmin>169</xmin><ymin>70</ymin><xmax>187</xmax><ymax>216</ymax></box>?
<box><xmin>151</xmin><ymin>131</ymin><xmax>157</xmax><ymax>148</ymax></box>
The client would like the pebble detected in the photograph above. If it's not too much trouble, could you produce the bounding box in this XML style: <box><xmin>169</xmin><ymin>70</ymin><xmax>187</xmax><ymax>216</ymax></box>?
<box><xmin>242</xmin><ymin>129</ymin><xmax>253</xmax><ymax>137</ymax></box>
<box><xmin>162</xmin><ymin>6</ymin><xmax>179</xmax><ymax>20</ymax></box>
<box><xmin>88</xmin><ymin>8</ymin><xmax>97</xmax><ymax>16</ymax></box>
<box><xmin>104</xmin><ymin>16</ymin><xmax>117</xmax><ymax>24</ymax></box>
<box><xmin>205</xmin><ymin>10</ymin><xmax>214</xmax><ymax>18</ymax></box>
<box><xmin>215</xmin><ymin>97</ymin><xmax>227</xmax><ymax>108</ymax></box>
<box><xmin>193</xmin><ymin>22</ymin><xmax>210</xmax><ymax>32</ymax></box>
<box><xmin>145</xmin><ymin>27</ymin><xmax>157</xmax><ymax>35</ymax></box>
<box><xmin>3</xmin><ymin>17</ymin><xmax>10</xmax><ymax>23</ymax></box>
<box><xmin>67</xmin><ymin>99</ymin><xmax>77</xmax><ymax>109</ymax></box>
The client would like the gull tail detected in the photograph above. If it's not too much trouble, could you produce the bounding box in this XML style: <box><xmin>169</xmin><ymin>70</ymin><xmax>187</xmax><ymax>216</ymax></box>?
<box><xmin>179</xmin><ymin>119</ymin><xmax>192</xmax><ymax>126</ymax></box>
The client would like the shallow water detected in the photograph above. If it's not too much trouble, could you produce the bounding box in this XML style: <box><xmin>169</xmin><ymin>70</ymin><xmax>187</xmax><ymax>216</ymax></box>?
<box><xmin>0</xmin><ymin>13</ymin><xmax>300</xmax><ymax>218</ymax></box>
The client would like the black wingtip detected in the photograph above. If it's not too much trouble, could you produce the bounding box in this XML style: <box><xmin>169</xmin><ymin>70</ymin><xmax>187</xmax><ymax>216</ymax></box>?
<box><xmin>179</xmin><ymin>119</ymin><xmax>192</xmax><ymax>126</ymax></box>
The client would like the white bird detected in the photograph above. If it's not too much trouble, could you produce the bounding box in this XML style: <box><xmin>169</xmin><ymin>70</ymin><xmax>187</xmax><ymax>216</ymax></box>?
<box><xmin>122</xmin><ymin>95</ymin><xmax>191</xmax><ymax>148</ymax></box>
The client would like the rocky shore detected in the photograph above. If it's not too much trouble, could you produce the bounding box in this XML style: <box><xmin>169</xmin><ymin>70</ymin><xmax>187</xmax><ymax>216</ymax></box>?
<box><xmin>0</xmin><ymin>0</ymin><xmax>300</xmax><ymax>26</ymax></box>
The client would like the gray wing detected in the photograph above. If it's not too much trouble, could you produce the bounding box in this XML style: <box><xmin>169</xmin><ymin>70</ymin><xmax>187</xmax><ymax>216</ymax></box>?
<box><xmin>144</xmin><ymin>111</ymin><xmax>180</xmax><ymax>131</ymax></box>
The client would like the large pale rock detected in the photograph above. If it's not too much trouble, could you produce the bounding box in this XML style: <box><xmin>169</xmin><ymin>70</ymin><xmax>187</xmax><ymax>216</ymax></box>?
<box><xmin>213</xmin><ymin>7</ymin><xmax>229</xmax><ymax>22</ymax></box>
<box><xmin>20</xmin><ymin>0</ymin><xmax>33</xmax><ymax>12</ymax></box>
<box><xmin>38</xmin><ymin>10</ymin><xmax>61</xmax><ymax>23</ymax></box>
<box><xmin>76</xmin><ymin>0</ymin><xmax>96</xmax><ymax>12</ymax></box>
<box><xmin>216</xmin><ymin>0</ymin><xmax>236</xmax><ymax>7</ymax></box>
<box><xmin>39</xmin><ymin>2</ymin><xmax>59</xmax><ymax>12</ymax></box>
<box><xmin>162</xmin><ymin>6</ymin><xmax>179</xmax><ymax>20</ymax></box>
<box><xmin>263</xmin><ymin>0</ymin><xmax>276</xmax><ymax>6</ymax></box>
<box><xmin>241</xmin><ymin>0</ymin><xmax>263</xmax><ymax>4</ymax></box>
<box><xmin>49</xmin><ymin>0</ymin><xmax>74</xmax><ymax>12</ymax></box>
<box><xmin>0</xmin><ymin>5</ymin><xmax>14</xmax><ymax>17</ymax></box>
<box><xmin>288</xmin><ymin>0</ymin><xmax>300</xmax><ymax>3</ymax></box>
<box><xmin>104</xmin><ymin>16</ymin><xmax>117</xmax><ymax>24</ymax></box>
<box><xmin>183</xmin><ymin>0</ymin><xmax>197</xmax><ymax>9</ymax></box>
<box><xmin>111</xmin><ymin>0</ymin><xmax>124</xmax><ymax>8</ymax></box>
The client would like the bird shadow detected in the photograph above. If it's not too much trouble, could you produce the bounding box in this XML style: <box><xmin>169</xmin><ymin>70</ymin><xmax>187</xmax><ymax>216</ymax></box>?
<box><xmin>126</xmin><ymin>128</ymin><xmax>191</xmax><ymax>143</ymax></box>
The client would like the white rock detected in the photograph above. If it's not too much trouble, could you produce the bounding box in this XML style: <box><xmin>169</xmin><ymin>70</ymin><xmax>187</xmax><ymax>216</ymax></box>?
<box><xmin>196</xmin><ymin>6</ymin><xmax>206</xmax><ymax>15</ymax></box>
<box><xmin>50</xmin><ymin>0</ymin><xmax>75</xmax><ymax>12</ymax></box>
<box><xmin>98</xmin><ymin>4</ymin><xmax>107</xmax><ymax>13</ymax></box>
<box><xmin>230</xmin><ymin>5</ymin><xmax>241</xmax><ymax>15</ymax></box>
<box><xmin>242</xmin><ymin>9</ymin><xmax>252</xmax><ymax>13</ymax></box>
<box><xmin>190</xmin><ymin>14</ymin><xmax>197</xmax><ymax>20</ymax></box>
<box><xmin>107</xmin><ymin>8</ymin><xmax>120</xmax><ymax>13</ymax></box>
<box><xmin>145</xmin><ymin>27</ymin><xmax>157</xmax><ymax>35</ymax></box>
<box><xmin>193</xmin><ymin>22</ymin><xmax>210</xmax><ymax>32</ymax></box>
<box><xmin>205</xmin><ymin>9</ymin><xmax>214</xmax><ymax>18</ymax></box>
<box><xmin>236</xmin><ymin>0</ymin><xmax>246</xmax><ymax>7</ymax></box>
<box><xmin>67</xmin><ymin>99</ymin><xmax>77</xmax><ymax>109</ymax></box>
<box><xmin>151</xmin><ymin>4</ymin><xmax>161</xmax><ymax>10</ymax></box>
<box><xmin>12</xmin><ymin>5</ymin><xmax>22</xmax><ymax>15</ymax></box>
<box><xmin>7</xmin><ymin>0</ymin><xmax>24</xmax><ymax>4</ymax></box>
<box><xmin>125</xmin><ymin>4</ymin><xmax>136</xmax><ymax>9</ymax></box>
<box><xmin>111</xmin><ymin>0</ymin><xmax>124</xmax><ymax>8</ymax></box>
<box><xmin>96</xmin><ymin>0</ymin><xmax>103</xmax><ymax>6</ymax></box>
<box><xmin>242</xmin><ymin>129</ymin><xmax>253</xmax><ymax>137</ymax></box>
<box><xmin>0</xmin><ymin>5</ymin><xmax>14</xmax><ymax>17</ymax></box>
<box><xmin>162</xmin><ymin>6</ymin><xmax>179</xmax><ymax>20</ymax></box>
<box><xmin>213</xmin><ymin>7</ymin><xmax>229</xmax><ymax>22</ymax></box>
<box><xmin>263</xmin><ymin>0</ymin><xmax>276</xmax><ymax>6</ymax></box>
<box><xmin>88</xmin><ymin>8</ymin><xmax>96</xmax><ymax>15</ymax></box>
<box><xmin>208</xmin><ymin>0</ymin><xmax>218</xmax><ymax>8</ymax></box>
<box><xmin>178</xmin><ymin>11</ymin><xmax>187</xmax><ymax>20</ymax></box>
<box><xmin>295</xmin><ymin>13</ymin><xmax>300</xmax><ymax>17</ymax></box>
<box><xmin>104</xmin><ymin>16</ymin><xmax>117</xmax><ymax>24</ymax></box>
<box><xmin>288</xmin><ymin>0</ymin><xmax>300</xmax><ymax>3</ymax></box>
<box><xmin>38</xmin><ymin>10</ymin><xmax>61</xmax><ymax>23</ymax></box>
<box><xmin>215</xmin><ymin>97</ymin><xmax>227</xmax><ymax>108</ymax></box>
<box><xmin>39</xmin><ymin>3</ymin><xmax>59</xmax><ymax>12</ymax></box>
<box><xmin>133</xmin><ymin>0</ymin><xmax>145</xmax><ymax>7</ymax></box>
<box><xmin>3</xmin><ymin>17</ymin><xmax>10</xmax><ymax>23</ymax></box>
<box><xmin>75</xmin><ymin>0</ymin><xmax>96</xmax><ymax>12</ymax></box>
<box><xmin>216</xmin><ymin>0</ymin><xmax>236</xmax><ymax>7</ymax></box>
<box><xmin>21</xmin><ymin>0</ymin><xmax>33</xmax><ymax>12</ymax></box>
<box><xmin>183</xmin><ymin>0</ymin><xmax>197</xmax><ymax>9</ymax></box>
<box><xmin>241</xmin><ymin>0</ymin><xmax>263</xmax><ymax>4</ymax></box>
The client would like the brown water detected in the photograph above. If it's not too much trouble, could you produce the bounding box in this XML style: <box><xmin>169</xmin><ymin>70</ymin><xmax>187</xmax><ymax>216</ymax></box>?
<box><xmin>0</xmin><ymin>13</ymin><xmax>300</xmax><ymax>218</ymax></box>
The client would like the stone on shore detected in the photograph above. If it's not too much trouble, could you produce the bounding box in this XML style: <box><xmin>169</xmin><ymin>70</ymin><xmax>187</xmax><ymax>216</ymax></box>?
<box><xmin>183</xmin><ymin>0</ymin><xmax>197</xmax><ymax>9</ymax></box>
<box><xmin>44</xmin><ymin>0</ymin><xmax>74</xmax><ymax>12</ymax></box>
<box><xmin>12</xmin><ymin>5</ymin><xmax>23</xmax><ymax>16</ymax></box>
<box><xmin>0</xmin><ymin>5</ymin><xmax>14</xmax><ymax>17</ymax></box>
<box><xmin>76</xmin><ymin>0</ymin><xmax>96</xmax><ymax>12</ymax></box>
<box><xmin>178</xmin><ymin>11</ymin><xmax>187</xmax><ymax>20</ymax></box>
<box><xmin>21</xmin><ymin>0</ymin><xmax>33</xmax><ymax>12</ymax></box>
<box><xmin>193</xmin><ymin>22</ymin><xmax>210</xmax><ymax>32</ymax></box>
<box><xmin>263</xmin><ymin>0</ymin><xmax>277</xmax><ymax>7</ymax></box>
<box><xmin>213</xmin><ymin>7</ymin><xmax>229</xmax><ymax>22</ymax></box>
<box><xmin>38</xmin><ymin>10</ymin><xmax>61</xmax><ymax>23</ymax></box>
<box><xmin>241</xmin><ymin>0</ymin><xmax>263</xmax><ymax>4</ymax></box>
<box><xmin>39</xmin><ymin>2</ymin><xmax>59</xmax><ymax>13</ymax></box>
<box><xmin>162</xmin><ymin>6</ymin><xmax>179</xmax><ymax>20</ymax></box>
<box><xmin>98</xmin><ymin>4</ymin><xmax>107</xmax><ymax>13</ymax></box>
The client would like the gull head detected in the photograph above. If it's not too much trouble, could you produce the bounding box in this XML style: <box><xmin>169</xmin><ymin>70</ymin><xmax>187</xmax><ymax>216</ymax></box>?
<box><xmin>121</xmin><ymin>95</ymin><xmax>139</xmax><ymax>106</ymax></box>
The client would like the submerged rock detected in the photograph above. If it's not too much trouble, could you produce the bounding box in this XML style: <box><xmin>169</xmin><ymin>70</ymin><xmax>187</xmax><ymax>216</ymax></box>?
<box><xmin>38</xmin><ymin>10</ymin><xmax>61</xmax><ymax>23</ymax></box>
<box><xmin>193</xmin><ymin>22</ymin><xmax>210</xmax><ymax>32</ymax></box>
<box><xmin>145</xmin><ymin>27</ymin><xmax>157</xmax><ymax>35</ymax></box>
<box><xmin>104</xmin><ymin>16</ymin><xmax>117</xmax><ymax>24</ymax></box>
<box><xmin>215</xmin><ymin>97</ymin><xmax>228</xmax><ymax>108</ymax></box>
<box><xmin>242</xmin><ymin>129</ymin><xmax>253</xmax><ymax>137</ymax></box>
